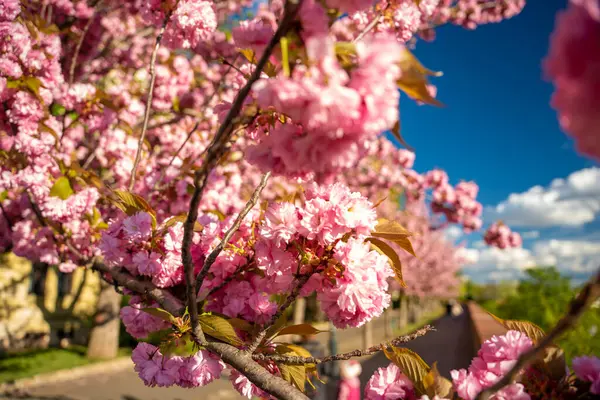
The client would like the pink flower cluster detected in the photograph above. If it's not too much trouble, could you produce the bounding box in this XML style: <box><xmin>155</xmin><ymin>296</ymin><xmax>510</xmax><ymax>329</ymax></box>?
<box><xmin>132</xmin><ymin>342</ymin><xmax>225</xmax><ymax>388</ymax></box>
<box><xmin>364</xmin><ymin>363</ymin><xmax>417</xmax><ymax>400</ymax></box>
<box><xmin>248</xmin><ymin>34</ymin><xmax>403</xmax><ymax>178</ymax></box>
<box><xmin>450</xmin><ymin>330</ymin><xmax>533</xmax><ymax>400</ymax></box>
<box><xmin>141</xmin><ymin>0</ymin><xmax>217</xmax><ymax>49</ymax></box>
<box><xmin>572</xmin><ymin>356</ymin><xmax>600</xmax><ymax>394</ymax></box>
<box><xmin>197</xmin><ymin>182</ymin><xmax>392</xmax><ymax>328</ymax></box>
<box><xmin>544</xmin><ymin>0</ymin><xmax>600</xmax><ymax>161</ymax></box>
<box><xmin>483</xmin><ymin>222</ymin><xmax>522</xmax><ymax>249</ymax></box>
<box><xmin>120</xmin><ymin>296</ymin><xmax>172</xmax><ymax>339</ymax></box>
<box><xmin>429</xmin><ymin>177</ymin><xmax>483</xmax><ymax>233</ymax></box>
<box><xmin>100</xmin><ymin>213</ymin><xmax>186</xmax><ymax>288</ymax></box>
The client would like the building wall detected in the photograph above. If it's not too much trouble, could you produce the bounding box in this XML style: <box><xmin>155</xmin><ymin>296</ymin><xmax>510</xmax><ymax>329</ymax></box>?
<box><xmin>0</xmin><ymin>253</ymin><xmax>100</xmax><ymax>352</ymax></box>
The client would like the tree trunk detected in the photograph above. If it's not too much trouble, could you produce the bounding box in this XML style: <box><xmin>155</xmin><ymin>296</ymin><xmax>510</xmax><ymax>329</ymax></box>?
<box><xmin>87</xmin><ymin>280</ymin><xmax>120</xmax><ymax>359</ymax></box>
<box><xmin>384</xmin><ymin>308</ymin><xmax>393</xmax><ymax>338</ymax></box>
<box><xmin>362</xmin><ymin>321</ymin><xmax>373</xmax><ymax>348</ymax></box>
<box><xmin>399</xmin><ymin>295</ymin><xmax>408</xmax><ymax>328</ymax></box>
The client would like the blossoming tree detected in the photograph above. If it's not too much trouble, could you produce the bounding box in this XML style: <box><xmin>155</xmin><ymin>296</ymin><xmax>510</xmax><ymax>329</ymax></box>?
<box><xmin>1</xmin><ymin>0</ymin><xmax>599</xmax><ymax>399</ymax></box>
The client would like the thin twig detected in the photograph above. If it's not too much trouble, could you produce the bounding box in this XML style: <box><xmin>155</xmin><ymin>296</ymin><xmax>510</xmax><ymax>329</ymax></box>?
<box><xmin>129</xmin><ymin>13</ymin><xmax>171</xmax><ymax>192</ymax></box>
<box><xmin>246</xmin><ymin>273</ymin><xmax>311</xmax><ymax>354</ymax></box>
<box><xmin>69</xmin><ymin>0</ymin><xmax>104</xmax><ymax>86</ymax></box>
<box><xmin>182</xmin><ymin>0</ymin><xmax>303</xmax><ymax>346</ymax></box>
<box><xmin>475</xmin><ymin>269</ymin><xmax>600</xmax><ymax>400</ymax></box>
<box><xmin>353</xmin><ymin>2</ymin><xmax>389</xmax><ymax>43</ymax></box>
<box><xmin>253</xmin><ymin>325</ymin><xmax>435</xmax><ymax>365</ymax></box>
<box><xmin>0</xmin><ymin>202</ymin><xmax>13</xmax><ymax>233</ymax></box>
<box><xmin>195</xmin><ymin>172</ymin><xmax>271</xmax><ymax>289</ymax></box>
<box><xmin>153</xmin><ymin>122</ymin><xmax>199</xmax><ymax>190</ymax></box>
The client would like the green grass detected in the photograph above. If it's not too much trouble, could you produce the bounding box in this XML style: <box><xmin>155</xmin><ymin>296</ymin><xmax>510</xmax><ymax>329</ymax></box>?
<box><xmin>0</xmin><ymin>346</ymin><xmax>131</xmax><ymax>383</ymax></box>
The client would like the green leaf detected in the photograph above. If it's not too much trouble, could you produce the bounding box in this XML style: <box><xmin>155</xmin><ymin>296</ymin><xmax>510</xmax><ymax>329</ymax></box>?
<box><xmin>159</xmin><ymin>334</ymin><xmax>198</xmax><ymax>357</ymax></box>
<box><xmin>49</xmin><ymin>176</ymin><xmax>74</xmax><ymax>200</ymax></box>
<box><xmin>487</xmin><ymin>312</ymin><xmax>546</xmax><ymax>343</ymax></box>
<box><xmin>372</xmin><ymin>218</ymin><xmax>412</xmax><ymax>241</ymax></box>
<box><xmin>50</xmin><ymin>103</ymin><xmax>66</xmax><ymax>116</ymax></box>
<box><xmin>0</xmin><ymin>191</ymin><xmax>7</xmax><ymax>202</ymax></box>
<box><xmin>275</xmin><ymin>324</ymin><xmax>326</xmax><ymax>338</ymax></box>
<box><xmin>228</xmin><ymin>318</ymin><xmax>254</xmax><ymax>332</ymax></box>
<box><xmin>391</xmin><ymin>120</ymin><xmax>414</xmax><ymax>151</ymax></box>
<box><xmin>397</xmin><ymin>48</ymin><xmax>443</xmax><ymax>107</ymax></box>
<box><xmin>395</xmin><ymin>236</ymin><xmax>416</xmax><ymax>257</ymax></box>
<box><xmin>366</xmin><ymin>237</ymin><xmax>406</xmax><ymax>288</ymax></box>
<box><xmin>278</xmin><ymin>363</ymin><xmax>306</xmax><ymax>392</ymax></box>
<box><xmin>141</xmin><ymin>308</ymin><xmax>177</xmax><ymax>324</ymax></box>
<box><xmin>384</xmin><ymin>347</ymin><xmax>430</xmax><ymax>395</ymax></box>
<box><xmin>265</xmin><ymin>313</ymin><xmax>289</xmax><ymax>340</ymax></box>
<box><xmin>39</xmin><ymin>121</ymin><xmax>60</xmax><ymax>142</ymax></box>
<box><xmin>113</xmin><ymin>190</ymin><xmax>157</xmax><ymax>228</ymax></box>
<box><xmin>423</xmin><ymin>362</ymin><xmax>454</xmax><ymax>398</ymax></box>
<box><xmin>277</xmin><ymin>343</ymin><xmax>316</xmax><ymax>372</ymax></box>
<box><xmin>199</xmin><ymin>314</ymin><xmax>243</xmax><ymax>346</ymax></box>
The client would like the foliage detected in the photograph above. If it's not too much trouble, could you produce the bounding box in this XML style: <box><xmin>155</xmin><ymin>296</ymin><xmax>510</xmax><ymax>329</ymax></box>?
<box><xmin>470</xmin><ymin>267</ymin><xmax>600</xmax><ymax>361</ymax></box>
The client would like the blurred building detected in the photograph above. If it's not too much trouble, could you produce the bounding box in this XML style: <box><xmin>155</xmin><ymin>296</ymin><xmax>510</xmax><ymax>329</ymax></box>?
<box><xmin>0</xmin><ymin>253</ymin><xmax>100</xmax><ymax>353</ymax></box>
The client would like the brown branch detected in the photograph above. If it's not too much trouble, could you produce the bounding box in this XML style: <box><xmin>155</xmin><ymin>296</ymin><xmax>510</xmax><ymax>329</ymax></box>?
<box><xmin>253</xmin><ymin>325</ymin><xmax>435</xmax><ymax>365</ymax></box>
<box><xmin>205</xmin><ymin>341</ymin><xmax>309</xmax><ymax>400</ymax></box>
<box><xmin>353</xmin><ymin>2</ymin><xmax>389</xmax><ymax>43</ymax></box>
<box><xmin>195</xmin><ymin>172</ymin><xmax>271</xmax><ymax>289</ymax></box>
<box><xmin>92</xmin><ymin>263</ymin><xmax>307</xmax><ymax>400</ymax></box>
<box><xmin>475</xmin><ymin>268</ymin><xmax>600</xmax><ymax>400</ymax></box>
<box><xmin>129</xmin><ymin>13</ymin><xmax>171</xmax><ymax>192</ymax></box>
<box><xmin>246</xmin><ymin>273</ymin><xmax>311</xmax><ymax>354</ymax></box>
<box><xmin>0</xmin><ymin>202</ymin><xmax>13</xmax><ymax>233</ymax></box>
<box><xmin>92</xmin><ymin>262</ymin><xmax>185</xmax><ymax>316</ymax></box>
<box><xmin>153</xmin><ymin>122</ymin><xmax>199</xmax><ymax>190</ymax></box>
<box><xmin>69</xmin><ymin>0</ymin><xmax>104</xmax><ymax>86</ymax></box>
<box><xmin>182</xmin><ymin>0</ymin><xmax>302</xmax><ymax>348</ymax></box>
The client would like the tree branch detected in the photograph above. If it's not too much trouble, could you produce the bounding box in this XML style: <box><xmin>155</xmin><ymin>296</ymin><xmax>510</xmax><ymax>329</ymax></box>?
<box><xmin>129</xmin><ymin>13</ymin><xmax>171</xmax><ymax>192</ymax></box>
<box><xmin>475</xmin><ymin>268</ymin><xmax>600</xmax><ymax>400</ymax></box>
<box><xmin>92</xmin><ymin>262</ymin><xmax>185</xmax><ymax>316</ymax></box>
<box><xmin>246</xmin><ymin>273</ymin><xmax>311</xmax><ymax>354</ymax></box>
<box><xmin>253</xmin><ymin>325</ymin><xmax>435</xmax><ymax>365</ymax></box>
<box><xmin>91</xmin><ymin>263</ymin><xmax>308</xmax><ymax>400</ymax></box>
<box><xmin>353</xmin><ymin>2</ymin><xmax>389</xmax><ymax>43</ymax></box>
<box><xmin>68</xmin><ymin>0</ymin><xmax>104</xmax><ymax>86</ymax></box>
<box><xmin>195</xmin><ymin>172</ymin><xmax>271</xmax><ymax>289</ymax></box>
<box><xmin>181</xmin><ymin>0</ymin><xmax>302</xmax><ymax>351</ymax></box>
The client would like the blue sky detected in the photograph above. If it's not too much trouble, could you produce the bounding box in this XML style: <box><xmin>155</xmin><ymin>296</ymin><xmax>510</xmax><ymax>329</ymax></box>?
<box><xmin>237</xmin><ymin>1</ymin><xmax>600</xmax><ymax>282</ymax></box>
<box><xmin>397</xmin><ymin>0</ymin><xmax>600</xmax><ymax>283</ymax></box>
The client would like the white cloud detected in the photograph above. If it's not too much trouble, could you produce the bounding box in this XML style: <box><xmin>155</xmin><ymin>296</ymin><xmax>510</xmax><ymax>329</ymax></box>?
<box><xmin>444</xmin><ymin>226</ymin><xmax>463</xmax><ymax>242</ymax></box>
<box><xmin>522</xmin><ymin>230</ymin><xmax>540</xmax><ymax>239</ymax></box>
<box><xmin>486</xmin><ymin>167</ymin><xmax>600</xmax><ymax>228</ymax></box>
<box><xmin>461</xmin><ymin>239</ymin><xmax>600</xmax><ymax>282</ymax></box>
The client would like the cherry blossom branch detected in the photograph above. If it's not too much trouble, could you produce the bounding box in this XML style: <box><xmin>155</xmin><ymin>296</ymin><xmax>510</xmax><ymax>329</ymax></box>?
<box><xmin>475</xmin><ymin>268</ymin><xmax>600</xmax><ymax>400</ymax></box>
<box><xmin>195</xmin><ymin>172</ymin><xmax>271</xmax><ymax>289</ymax></box>
<box><xmin>253</xmin><ymin>325</ymin><xmax>435</xmax><ymax>365</ymax></box>
<box><xmin>353</xmin><ymin>2</ymin><xmax>389</xmax><ymax>43</ymax></box>
<box><xmin>68</xmin><ymin>0</ymin><xmax>104</xmax><ymax>86</ymax></box>
<box><xmin>92</xmin><ymin>263</ymin><xmax>308</xmax><ymax>400</ymax></box>
<box><xmin>129</xmin><ymin>12</ymin><xmax>172</xmax><ymax>192</ymax></box>
<box><xmin>92</xmin><ymin>262</ymin><xmax>185</xmax><ymax>316</ymax></box>
<box><xmin>246</xmin><ymin>273</ymin><xmax>312</xmax><ymax>354</ymax></box>
<box><xmin>182</xmin><ymin>0</ymin><xmax>302</xmax><ymax>347</ymax></box>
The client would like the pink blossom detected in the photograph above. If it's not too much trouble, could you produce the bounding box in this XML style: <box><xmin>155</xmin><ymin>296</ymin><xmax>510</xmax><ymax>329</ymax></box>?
<box><xmin>123</xmin><ymin>212</ymin><xmax>153</xmax><ymax>240</ymax></box>
<box><xmin>58</xmin><ymin>261</ymin><xmax>77</xmax><ymax>273</ymax></box>
<box><xmin>490</xmin><ymin>383</ymin><xmax>530</xmax><ymax>400</ymax></box>
<box><xmin>364</xmin><ymin>363</ymin><xmax>417</xmax><ymax>400</ymax></box>
<box><xmin>573</xmin><ymin>356</ymin><xmax>600</xmax><ymax>394</ymax></box>
<box><xmin>0</xmin><ymin>0</ymin><xmax>20</xmax><ymax>21</ymax></box>
<box><xmin>450</xmin><ymin>369</ymin><xmax>483</xmax><ymax>400</ymax></box>
<box><xmin>178</xmin><ymin>350</ymin><xmax>226</xmax><ymax>388</ymax></box>
<box><xmin>260</xmin><ymin>202</ymin><xmax>300</xmax><ymax>246</ymax></box>
<box><xmin>230</xmin><ymin>369</ymin><xmax>269</xmax><ymax>399</ymax></box>
<box><xmin>163</xmin><ymin>0</ymin><xmax>217</xmax><ymax>49</ymax></box>
<box><xmin>131</xmin><ymin>343</ymin><xmax>181</xmax><ymax>387</ymax></box>
<box><xmin>544</xmin><ymin>0</ymin><xmax>600</xmax><ymax>160</ymax></box>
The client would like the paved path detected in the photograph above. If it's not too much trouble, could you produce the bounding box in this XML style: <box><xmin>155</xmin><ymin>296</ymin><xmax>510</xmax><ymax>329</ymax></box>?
<box><xmin>6</xmin><ymin>308</ymin><xmax>477</xmax><ymax>400</ymax></box>
<box><xmin>359</xmin><ymin>306</ymin><xmax>476</xmax><ymax>390</ymax></box>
